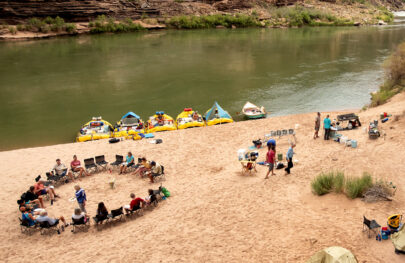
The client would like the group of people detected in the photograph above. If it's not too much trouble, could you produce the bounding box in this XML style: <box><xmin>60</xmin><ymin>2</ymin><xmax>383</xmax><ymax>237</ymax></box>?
<box><xmin>119</xmin><ymin>152</ymin><xmax>163</xmax><ymax>183</ymax></box>
<box><xmin>264</xmin><ymin>139</ymin><xmax>295</xmax><ymax>179</ymax></box>
<box><xmin>314</xmin><ymin>112</ymin><xmax>333</xmax><ymax>140</ymax></box>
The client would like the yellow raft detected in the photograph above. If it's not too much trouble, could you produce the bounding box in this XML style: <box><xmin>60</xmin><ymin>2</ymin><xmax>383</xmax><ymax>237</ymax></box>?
<box><xmin>147</xmin><ymin>111</ymin><xmax>177</xmax><ymax>133</ymax></box>
<box><xmin>176</xmin><ymin>108</ymin><xmax>205</xmax><ymax>130</ymax></box>
<box><xmin>204</xmin><ymin>101</ymin><xmax>234</xmax><ymax>126</ymax></box>
<box><xmin>113</xmin><ymin>111</ymin><xmax>145</xmax><ymax>138</ymax></box>
<box><xmin>76</xmin><ymin>117</ymin><xmax>113</xmax><ymax>142</ymax></box>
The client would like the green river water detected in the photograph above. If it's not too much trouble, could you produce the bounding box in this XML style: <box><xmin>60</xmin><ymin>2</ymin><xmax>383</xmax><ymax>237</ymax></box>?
<box><xmin>1</xmin><ymin>20</ymin><xmax>405</xmax><ymax>151</ymax></box>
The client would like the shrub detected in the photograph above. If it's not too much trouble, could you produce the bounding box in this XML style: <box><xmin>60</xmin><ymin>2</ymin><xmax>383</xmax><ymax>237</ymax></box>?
<box><xmin>89</xmin><ymin>15</ymin><xmax>145</xmax><ymax>33</ymax></box>
<box><xmin>16</xmin><ymin>24</ymin><xmax>25</xmax><ymax>31</ymax></box>
<box><xmin>166</xmin><ymin>14</ymin><xmax>261</xmax><ymax>29</ymax></box>
<box><xmin>311</xmin><ymin>172</ymin><xmax>335</xmax><ymax>195</ymax></box>
<box><xmin>8</xmin><ymin>26</ymin><xmax>17</xmax><ymax>35</ymax></box>
<box><xmin>333</xmin><ymin>171</ymin><xmax>345</xmax><ymax>193</ymax></box>
<box><xmin>65</xmin><ymin>23</ymin><xmax>76</xmax><ymax>33</ymax></box>
<box><xmin>345</xmin><ymin>173</ymin><xmax>373</xmax><ymax>199</ymax></box>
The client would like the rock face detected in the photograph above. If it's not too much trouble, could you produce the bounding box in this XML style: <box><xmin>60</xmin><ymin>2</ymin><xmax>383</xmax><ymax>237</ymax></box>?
<box><xmin>0</xmin><ymin>0</ymin><xmax>160</xmax><ymax>23</ymax></box>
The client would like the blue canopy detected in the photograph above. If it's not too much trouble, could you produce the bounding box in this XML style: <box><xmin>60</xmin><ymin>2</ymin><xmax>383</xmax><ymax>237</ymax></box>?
<box><xmin>205</xmin><ymin>102</ymin><xmax>232</xmax><ymax>120</ymax></box>
<box><xmin>121</xmin><ymin>111</ymin><xmax>140</xmax><ymax>120</ymax></box>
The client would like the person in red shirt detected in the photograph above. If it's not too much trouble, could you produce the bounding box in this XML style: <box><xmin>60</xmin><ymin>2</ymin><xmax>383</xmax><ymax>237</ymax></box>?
<box><xmin>264</xmin><ymin>144</ymin><xmax>276</xmax><ymax>179</ymax></box>
<box><xmin>70</xmin><ymin>155</ymin><xmax>88</xmax><ymax>177</ymax></box>
<box><xmin>124</xmin><ymin>193</ymin><xmax>145</xmax><ymax>214</ymax></box>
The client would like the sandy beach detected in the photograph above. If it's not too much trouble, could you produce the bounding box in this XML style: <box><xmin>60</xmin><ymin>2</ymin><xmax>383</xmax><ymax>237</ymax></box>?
<box><xmin>1</xmin><ymin>93</ymin><xmax>405</xmax><ymax>262</ymax></box>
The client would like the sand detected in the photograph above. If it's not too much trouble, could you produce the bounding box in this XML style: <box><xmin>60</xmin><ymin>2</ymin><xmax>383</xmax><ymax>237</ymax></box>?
<box><xmin>1</xmin><ymin>93</ymin><xmax>405</xmax><ymax>262</ymax></box>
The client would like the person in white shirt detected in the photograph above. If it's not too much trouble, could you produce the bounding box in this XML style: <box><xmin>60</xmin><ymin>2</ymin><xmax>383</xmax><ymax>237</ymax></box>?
<box><xmin>52</xmin><ymin>159</ymin><xmax>75</xmax><ymax>181</ymax></box>
<box><xmin>147</xmin><ymin>161</ymin><xmax>162</xmax><ymax>183</ymax></box>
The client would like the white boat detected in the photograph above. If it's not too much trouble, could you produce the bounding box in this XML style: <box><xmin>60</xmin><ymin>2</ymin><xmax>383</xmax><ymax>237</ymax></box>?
<box><xmin>242</xmin><ymin>102</ymin><xmax>267</xmax><ymax>119</ymax></box>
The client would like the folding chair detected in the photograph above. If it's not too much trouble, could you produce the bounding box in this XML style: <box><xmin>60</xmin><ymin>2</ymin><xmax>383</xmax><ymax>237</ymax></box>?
<box><xmin>288</xmin><ymin>129</ymin><xmax>295</xmax><ymax>135</ymax></box>
<box><xmin>84</xmin><ymin>158</ymin><xmax>98</xmax><ymax>173</ymax></box>
<box><xmin>282</xmin><ymin>129</ymin><xmax>288</xmax><ymax>136</ymax></box>
<box><xmin>270</xmin><ymin>131</ymin><xmax>277</xmax><ymax>137</ymax></box>
<box><xmin>363</xmin><ymin>216</ymin><xmax>381</xmax><ymax>238</ymax></box>
<box><xmin>152</xmin><ymin>165</ymin><xmax>165</xmax><ymax>182</ymax></box>
<box><xmin>71</xmin><ymin>217</ymin><xmax>90</xmax><ymax>233</ymax></box>
<box><xmin>93</xmin><ymin>214</ymin><xmax>109</xmax><ymax>229</ymax></box>
<box><xmin>19</xmin><ymin>218</ymin><xmax>37</xmax><ymax>234</ymax></box>
<box><xmin>95</xmin><ymin>155</ymin><xmax>109</xmax><ymax>171</ymax></box>
<box><xmin>109</xmin><ymin>207</ymin><xmax>124</xmax><ymax>222</ymax></box>
<box><xmin>39</xmin><ymin>221</ymin><xmax>61</xmax><ymax>235</ymax></box>
<box><xmin>276</xmin><ymin>130</ymin><xmax>281</xmax><ymax>137</ymax></box>
<box><xmin>110</xmin><ymin>155</ymin><xmax>124</xmax><ymax>170</ymax></box>
<box><xmin>240</xmin><ymin>160</ymin><xmax>257</xmax><ymax>175</ymax></box>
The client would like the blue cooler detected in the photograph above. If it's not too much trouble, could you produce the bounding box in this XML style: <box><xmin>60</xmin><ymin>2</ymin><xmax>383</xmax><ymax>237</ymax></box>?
<box><xmin>351</xmin><ymin>140</ymin><xmax>357</xmax><ymax>148</ymax></box>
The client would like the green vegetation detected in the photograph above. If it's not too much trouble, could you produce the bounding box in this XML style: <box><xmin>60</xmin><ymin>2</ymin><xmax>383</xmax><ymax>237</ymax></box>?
<box><xmin>88</xmin><ymin>16</ymin><xmax>145</xmax><ymax>33</ymax></box>
<box><xmin>268</xmin><ymin>6</ymin><xmax>353</xmax><ymax>27</ymax></box>
<box><xmin>371</xmin><ymin>42</ymin><xmax>405</xmax><ymax>106</ymax></box>
<box><xmin>14</xmin><ymin>16</ymin><xmax>76</xmax><ymax>33</ymax></box>
<box><xmin>311</xmin><ymin>171</ymin><xmax>374</xmax><ymax>199</ymax></box>
<box><xmin>376</xmin><ymin>6</ymin><xmax>394</xmax><ymax>23</ymax></box>
<box><xmin>345</xmin><ymin>173</ymin><xmax>373</xmax><ymax>199</ymax></box>
<box><xmin>8</xmin><ymin>26</ymin><xmax>17</xmax><ymax>35</ymax></box>
<box><xmin>166</xmin><ymin>14</ymin><xmax>261</xmax><ymax>29</ymax></box>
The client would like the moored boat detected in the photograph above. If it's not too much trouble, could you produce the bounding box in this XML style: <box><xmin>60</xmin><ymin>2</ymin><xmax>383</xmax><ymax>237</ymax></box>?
<box><xmin>204</xmin><ymin>101</ymin><xmax>234</xmax><ymax>126</ymax></box>
<box><xmin>76</xmin><ymin>117</ymin><xmax>113</xmax><ymax>142</ymax></box>
<box><xmin>113</xmin><ymin>112</ymin><xmax>145</xmax><ymax>137</ymax></box>
<box><xmin>176</xmin><ymin>108</ymin><xmax>205</xmax><ymax>129</ymax></box>
<box><xmin>242</xmin><ymin>101</ymin><xmax>267</xmax><ymax>119</ymax></box>
<box><xmin>146</xmin><ymin>111</ymin><xmax>177</xmax><ymax>133</ymax></box>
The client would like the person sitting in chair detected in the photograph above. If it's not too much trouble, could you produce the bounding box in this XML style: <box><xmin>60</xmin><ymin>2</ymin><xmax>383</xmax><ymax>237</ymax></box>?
<box><xmin>124</xmin><ymin>193</ymin><xmax>145</xmax><ymax>214</ymax></box>
<box><xmin>52</xmin><ymin>158</ymin><xmax>75</xmax><ymax>182</ymax></box>
<box><xmin>70</xmin><ymin>155</ymin><xmax>89</xmax><ymax>177</ymax></box>
<box><xmin>95</xmin><ymin>202</ymin><xmax>109</xmax><ymax>224</ymax></box>
<box><xmin>34</xmin><ymin>180</ymin><xmax>58</xmax><ymax>205</ymax></box>
<box><xmin>145</xmin><ymin>189</ymin><xmax>157</xmax><ymax>205</ymax></box>
<box><xmin>147</xmin><ymin>161</ymin><xmax>163</xmax><ymax>183</ymax></box>
<box><xmin>132</xmin><ymin>157</ymin><xmax>151</xmax><ymax>177</ymax></box>
<box><xmin>23</xmin><ymin>186</ymin><xmax>45</xmax><ymax>208</ymax></box>
<box><xmin>120</xmin><ymin>152</ymin><xmax>134</xmax><ymax>174</ymax></box>
<box><xmin>36</xmin><ymin>210</ymin><xmax>68</xmax><ymax>230</ymax></box>
<box><xmin>20</xmin><ymin>206</ymin><xmax>37</xmax><ymax>227</ymax></box>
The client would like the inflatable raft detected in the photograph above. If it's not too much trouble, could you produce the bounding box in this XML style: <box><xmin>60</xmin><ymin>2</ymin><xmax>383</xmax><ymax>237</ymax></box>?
<box><xmin>113</xmin><ymin>112</ymin><xmax>145</xmax><ymax>138</ymax></box>
<box><xmin>176</xmin><ymin>108</ymin><xmax>205</xmax><ymax>130</ymax></box>
<box><xmin>76</xmin><ymin>117</ymin><xmax>113</xmax><ymax>142</ymax></box>
<box><xmin>147</xmin><ymin>111</ymin><xmax>177</xmax><ymax>133</ymax></box>
<box><xmin>205</xmin><ymin>102</ymin><xmax>233</xmax><ymax>126</ymax></box>
<box><xmin>242</xmin><ymin>101</ymin><xmax>267</xmax><ymax>119</ymax></box>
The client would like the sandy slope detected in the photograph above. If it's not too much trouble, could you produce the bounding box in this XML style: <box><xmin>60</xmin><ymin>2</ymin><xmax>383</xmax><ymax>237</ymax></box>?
<box><xmin>1</xmin><ymin>93</ymin><xmax>405</xmax><ymax>262</ymax></box>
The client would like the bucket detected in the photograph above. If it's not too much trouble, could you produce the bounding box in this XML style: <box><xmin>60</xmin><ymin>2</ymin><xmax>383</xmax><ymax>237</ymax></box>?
<box><xmin>277</xmin><ymin>153</ymin><xmax>283</xmax><ymax>161</ymax></box>
<box><xmin>351</xmin><ymin>140</ymin><xmax>357</xmax><ymax>148</ymax></box>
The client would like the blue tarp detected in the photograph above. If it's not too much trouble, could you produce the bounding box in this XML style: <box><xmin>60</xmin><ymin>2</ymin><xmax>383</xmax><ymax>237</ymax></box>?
<box><xmin>205</xmin><ymin>101</ymin><xmax>232</xmax><ymax>120</ymax></box>
<box><xmin>121</xmin><ymin>111</ymin><xmax>140</xmax><ymax>120</ymax></box>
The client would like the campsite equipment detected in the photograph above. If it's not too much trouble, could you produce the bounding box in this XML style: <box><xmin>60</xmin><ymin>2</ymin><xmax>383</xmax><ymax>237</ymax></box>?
<box><xmin>146</xmin><ymin>111</ymin><xmax>177</xmax><ymax>133</ymax></box>
<box><xmin>204</xmin><ymin>101</ymin><xmax>234</xmax><ymax>126</ymax></box>
<box><xmin>337</xmin><ymin>113</ymin><xmax>361</xmax><ymax>130</ymax></box>
<box><xmin>252</xmin><ymin>139</ymin><xmax>262</xmax><ymax>148</ymax></box>
<box><xmin>382</xmin><ymin>117</ymin><xmax>389</xmax><ymax>123</ymax></box>
<box><xmin>388</xmin><ymin>214</ymin><xmax>402</xmax><ymax>231</ymax></box>
<box><xmin>391</xmin><ymin>224</ymin><xmax>405</xmax><ymax>254</ymax></box>
<box><xmin>306</xmin><ymin>246</ymin><xmax>358</xmax><ymax>263</ymax></box>
<box><xmin>144</xmin><ymin>133</ymin><xmax>154</xmax><ymax>138</ymax></box>
<box><xmin>176</xmin><ymin>108</ymin><xmax>205</xmax><ymax>129</ymax></box>
<box><xmin>238</xmin><ymin>149</ymin><xmax>246</xmax><ymax>161</ymax></box>
<box><xmin>241</xmin><ymin>101</ymin><xmax>267</xmax><ymax>119</ymax></box>
<box><xmin>351</xmin><ymin>140</ymin><xmax>357</xmax><ymax>148</ymax></box>
<box><xmin>368</xmin><ymin>120</ymin><xmax>380</xmax><ymax>139</ymax></box>
<box><xmin>277</xmin><ymin>153</ymin><xmax>283</xmax><ymax>161</ymax></box>
<box><xmin>161</xmin><ymin>187</ymin><xmax>170</xmax><ymax>197</ymax></box>
<box><xmin>76</xmin><ymin>117</ymin><xmax>113</xmax><ymax>142</ymax></box>
<box><xmin>109</xmin><ymin>138</ymin><xmax>120</xmax><ymax>144</ymax></box>
<box><xmin>113</xmin><ymin>112</ymin><xmax>144</xmax><ymax>137</ymax></box>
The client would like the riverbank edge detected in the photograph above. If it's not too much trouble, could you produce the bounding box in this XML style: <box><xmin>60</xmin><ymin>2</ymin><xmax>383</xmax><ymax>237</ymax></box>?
<box><xmin>0</xmin><ymin>2</ymin><xmax>396</xmax><ymax>42</ymax></box>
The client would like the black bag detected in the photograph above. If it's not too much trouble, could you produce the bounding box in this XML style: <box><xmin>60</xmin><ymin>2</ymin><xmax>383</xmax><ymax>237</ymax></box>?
<box><xmin>109</xmin><ymin>138</ymin><xmax>120</xmax><ymax>144</ymax></box>
<box><xmin>155</xmin><ymin>139</ymin><xmax>163</xmax><ymax>144</ymax></box>
<box><xmin>276</xmin><ymin>163</ymin><xmax>285</xmax><ymax>169</ymax></box>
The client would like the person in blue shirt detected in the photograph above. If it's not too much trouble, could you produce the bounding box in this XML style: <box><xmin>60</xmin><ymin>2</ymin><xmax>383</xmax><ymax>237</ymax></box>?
<box><xmin>120</xmin><ymin>152</ymin><xmax>135</xmax><ymax>174</ymax></box>
<box><xmin>74</xmin><ymin>185</ymin><xmax>87</xmax><ymax>213</ymax></box>
<box><xmin>284</xmin><ymin>143</ymin><xmax>295</xmax><ymax>175</ymax></box>
<box><xmin>323</xmin><ymin>114</ymin><xmax>331</xmax><ymax>140</ymax></box>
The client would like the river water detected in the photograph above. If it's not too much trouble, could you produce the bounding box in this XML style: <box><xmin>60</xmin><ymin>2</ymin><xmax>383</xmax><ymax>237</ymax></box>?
<box><xmin>1</xmin><ymin>18</ymin><xmax>405</xmax><ymax>150</ymax></box>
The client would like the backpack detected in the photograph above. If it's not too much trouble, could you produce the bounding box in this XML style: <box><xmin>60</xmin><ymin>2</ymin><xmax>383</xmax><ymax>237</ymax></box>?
<box><xmin>276</xmin><ymin>163</ymin><xmax>285</xmax><ymax>169</ymax></box>
<box><xmin>161</xmin><ymin>187</ymin><xmax>170</xmax><ymax>197</ymax></box>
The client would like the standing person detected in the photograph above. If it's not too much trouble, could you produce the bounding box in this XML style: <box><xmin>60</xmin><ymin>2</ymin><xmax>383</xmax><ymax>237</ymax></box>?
<box><xmin>264</xmin><ymin>144</ymin><xmax>276</xmax><ymax>179</ymax></box>
<box><xmin>314</xmin><ymin>112</ymin><xmax>321</xmax><ymax>139</ymax></box>
<box><xmin>70</xmin><ymin>155</ymin><xmax>88</xmax><ymax>177</ymax></box>
<box><xmin>74</xmin><ymin>185</ymin><xmax>87</xmax><ymax>213</ymax></box>
<box><xmin>284</xmin><ymin>143</ymin><xmax>295</xmax><ymax>175</ymax></box>
<box><xmin>323</xmin><ymin>114</ymin><xmax>331</xmax><ymax>140</ymax></box>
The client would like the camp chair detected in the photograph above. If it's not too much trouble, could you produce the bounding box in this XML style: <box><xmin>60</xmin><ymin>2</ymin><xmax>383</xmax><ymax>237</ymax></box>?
<box><xmin>71</xmin><ymin>217</ymin><xmax>90</xmax><ymax>233</ymax></box>
<box><xmin>270</xmin><ymin>131</ymin><xmax>277</xmax><ymax>137</ymax></box>
<box><xmin>388</xmin><ymin>214</ymin><xmax>402</xmax><ymax>232</ymax></box>
<box><xmin>39</xmin><ymin>221</ymin><xmax>61</xmax><ymax>235</ymax></box>
<box><xmin>282</xmin><ymin>129</ymin><xmax>288</xmax><ymax>136</ymax></box>
<box><xmin>276</xmin><ymin>130</ymin><xmax>281</xmax><ymax>137</ymax></box>
<box><xmin>93</xmin><ymin>214</ymin><xmax>110</xmax><ymax>228</ymax></box>
<box><xmin>240</xmin><ymin>160</ymin><xmax>257</xmax><ymax>175</ymax></box>
<box><xmin>152</xmin><ymin>165</ymin><xmax>165</xmax><ymax>182</ymax></box>
<box><xmin>288</xmin><ymin>129</ymin><xmax>294</xmax><ymax>135</ymax></box>
<box><xmin>46</xmin><ymin>169</ymin><xmax>69</xmax><ymax>186</ymax></box>
<box><xmin>109</xmin><ymin>207</ymin><xmax>124</xmax><ymax>222</ymax></box>
<box><xmin>110</xmin><ymin>155</ymin><xmax>124</xmax><ymax>169</ymax></box>
<box><xmin>95</xmin><ymin>155</ymin><xmax>109</xmax><ymax>171</ymax></box>
<box><xmin>84</xmin><ymin>158</ymin><xmax>98</xmax><ymax>173</ymax></box>
<box><xmin>363</xmin><ymin>216</ymin><xmax>381</xmax><ymax>238</ymax></box>
<box><xmin>19</xmin><ymin>218</ymin><xmax>37</xmax><ymax>234</ymax></box>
